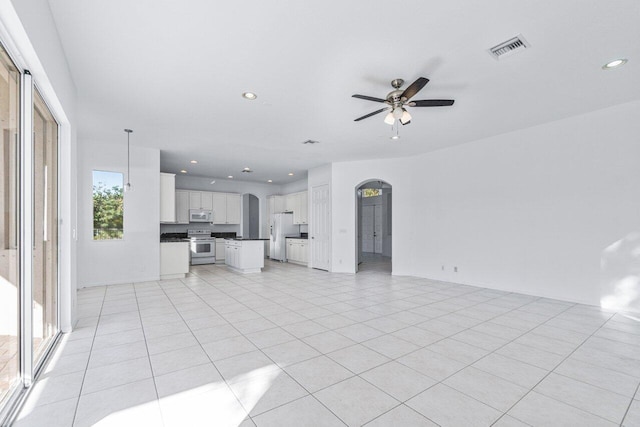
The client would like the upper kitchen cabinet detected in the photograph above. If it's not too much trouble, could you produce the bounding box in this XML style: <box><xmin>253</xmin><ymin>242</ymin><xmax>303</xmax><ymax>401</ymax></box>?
<box><xmin>189</xmin><ymin>191</ymin><xmax>213</xmax><ymax>210</ymax></box>
<box><xmin>294</xmin><ymin>191</ymin><xmax>308</xmax><ymax>225</ymax></box>
<box><xmin>212</xmin><ymin>192</ymin><xmax>241</xmax><ymax>224</ymax></box>
<box><xmin>160</xmin><ymin>173</ymin><xmax>176</xmax><ymax>223</ymax></box>
<box><xmin>175</xmin><ymin>190</ymin><xmax>190</xmax><ymax>224</ymax></box>
<box><xmin>285</xmin><ymin>194</ymin><xmax>296</xmax><ymax>212</ymax></box>
<box><xmin>268</xmin><ymin>195</ymin><xmax>285</xmax><ymax>214</ymax></box>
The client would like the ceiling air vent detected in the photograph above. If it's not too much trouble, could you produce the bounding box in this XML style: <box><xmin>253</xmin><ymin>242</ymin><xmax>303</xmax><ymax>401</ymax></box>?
<box><xmin>302</xmin><ymin>140</ymin><xmax>319</xmax><ymax>144</ymax></box>
<box><xmin>489</xmin><ymin>35</ymin><xmax>529</xmax><ymax>60</ymax></box>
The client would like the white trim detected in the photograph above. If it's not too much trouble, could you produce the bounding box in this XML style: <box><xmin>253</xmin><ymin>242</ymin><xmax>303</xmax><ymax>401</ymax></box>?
<box><xmin>19</xmin><ymin>70</ymin><xmax>33</xmax><ymax>388</ymax></box>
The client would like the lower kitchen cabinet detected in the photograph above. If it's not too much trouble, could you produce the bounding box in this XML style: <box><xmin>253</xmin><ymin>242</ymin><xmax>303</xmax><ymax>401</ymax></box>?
<box><xmin>215</xmin><ymin>238</ymin><xmax>225</xmax><ymax>261</ymax></box>
<box><xmin>224</xmin><ymin>239</ymin><xmax>264</xmax><ymax>273</ymax></box>
<box><xmin>160</xmin><ymin>242</ymin><xmax>189</xmax><ymax>279</ymax></box>
<box><xmin>286</xmin><ymin>238</ymin><xmax>308</xmax><ymax>265</ymax></box>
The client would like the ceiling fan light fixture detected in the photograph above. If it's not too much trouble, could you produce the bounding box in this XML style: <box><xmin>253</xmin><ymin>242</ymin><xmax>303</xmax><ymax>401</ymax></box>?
<box><xmin>400</xmin><ymin>109</ymin><xmax>412</xmax><ymax>125</ymax></box>
<box><xmin>392</xmin><ymin>108</ymin><xmax>403</xmax><ymax>119</ymax></box>
<box><xmin>384</xmin><ymin>112</ymin><xmax>395</xmax><ymax>125</ymax></box>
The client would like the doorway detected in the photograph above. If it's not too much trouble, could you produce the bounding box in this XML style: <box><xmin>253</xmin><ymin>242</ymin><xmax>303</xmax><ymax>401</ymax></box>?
<box><xmin>356</xmin><ymin>180</ymin><xmax>392</xmax><ymax>273</ymax></box>
<box><xmin>242</xmin><ymin>194</ymin><xmax>259</xmax><ymax>239</ymax></box>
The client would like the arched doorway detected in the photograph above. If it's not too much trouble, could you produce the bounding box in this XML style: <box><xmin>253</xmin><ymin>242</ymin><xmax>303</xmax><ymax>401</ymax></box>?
<box><xmin>356</xmin><ymin>180</ymin><xmax>392</xmax><ymax>273</ymax></box>
<box><xmin>242</xmin><ymin>193</ymin><xmax>260</xmax><ymax>239</ymax></box>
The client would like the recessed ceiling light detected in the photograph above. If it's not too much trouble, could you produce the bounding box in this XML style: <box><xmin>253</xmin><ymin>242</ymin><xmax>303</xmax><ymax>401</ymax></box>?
<box><xmin>180</xmin><ymin>170</ymin><xmax>187</xmax><ymax>173</ymax></box>
<box><xmin>190</xmin><ymin>160</ymin><xmax>198</xmax><ymax>164</ymax></box>
<box><xmin>242</xmin><ymin>92</ymin><xmax>257</xmax><ymax>100</ymax></box>
<box><xmin>602</xmin><ymin>58</ymin><xmax>627</xmax><ymax>69</ymax></box>
<box><xmin>267</xmin><ymin>179</ymin><xmax>272</xmax><ymax>183</ymax></box>
<box><xmin>210</xmin><ymin>180</ymin><xmax>216</xmax><ymax>184</ymax></box>
<box><xmin>228</xmin><ymin>175</ymin><xmax>233</xmax><ymax>179</ymax></box>
<box><xmin>390</xmin><ymin>135</ymin><xmax>400</xmax><ymax>140</ymax></box>
<box><xmin>288</xmin><ymin>172</ymin><xmax>294</xmax><ymax>176</ymax></box>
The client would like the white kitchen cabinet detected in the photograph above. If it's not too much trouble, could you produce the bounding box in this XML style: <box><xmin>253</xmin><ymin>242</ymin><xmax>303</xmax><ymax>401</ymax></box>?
<box><xmin>212</xmin><ymin>192</ymin><xmax>241</xmax><ymax>224</ymax></box>
<box><xmin>269</xmin><ymin>195</ymin><xmax>285</xmax><ymax>213</ymax></box>
<box><xmin>160</xmin><ymin>173</ymin><xmax>176</xmax><ymax>223</ymax></box>
<box><xmin>299</xmin><ymin>191</ymin><xmax>308</xmax><ymax>224</ymax></box>
<box><xmin>224</xmin><ymin>239</ymin><xmax>264</xmax><ymax>273</ymax></box>
<box><xmin>189</xmin><ymin>191</ymin><xmax>214</xmax><ymax>210</ymax></box>
<box><xmin>286</xmin><ymin>238</ymin><xmax>308</xmax><ymax>265</ymax></box>
<box><xmin>292</xmin><ymin>191</ymin><xmax>308</xmax><ymax>225</ymax></box>
<box><xmin>189</xmin><ymin>191</ymin><xmax>201</xmax><ymax>210</ymax></box>
<box><xmin>160</xmin><ymin>241</ymin><xmax>189</xmax><ymax>279</ymax></box>
<box><xmin>176</xmin><ymin>190</ymin><xmax>190</xmax><ymax>224</ymax></box>
<box><xmin>212</xmin><ymin>192</ymin><xmax>227</xmax><ymax>223</ymax></box>
<box><xmin>215</xmin><ymin>238</ymin><xmax>225</xmax><ymax>261</ymax></box>
<box><xmin>201</xmin><ymin>192</ymin><xmax>213</xmax><ymax>210</ymax></box>
<box><xmin>285</xmin><ymin>194</ymin><xmax>296</xmax><ymax>212</ymax></box>
<box><xmin>226</xmin><ymin>194</ymin><xmax>241</xmax><ymax>224</ymax></box>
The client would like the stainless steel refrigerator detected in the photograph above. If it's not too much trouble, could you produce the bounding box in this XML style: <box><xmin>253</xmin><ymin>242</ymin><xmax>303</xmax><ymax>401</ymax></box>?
<box><xmin>270</xmin><ymin>212</ymin><xmax>298</xmax><ymax>261</ymax></box>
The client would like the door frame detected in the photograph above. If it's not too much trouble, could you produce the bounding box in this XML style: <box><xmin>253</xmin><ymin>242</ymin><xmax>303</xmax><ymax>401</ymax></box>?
<box><xmin>355</xmin><ymin>179</ymin><xmax>392</xmax><ymax>273</ymax></box>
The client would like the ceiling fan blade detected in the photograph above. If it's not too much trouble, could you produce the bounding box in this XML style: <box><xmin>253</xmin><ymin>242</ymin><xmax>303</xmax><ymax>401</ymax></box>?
<box><xmin>400</xmin><ymin>77</ymin><xmax>429</xmax><ymax>100</ymax></box>
<box><xmin>354</xmin><ymin>107</ymin><xmax>389</xmax><ymax>121</ymax></box>
<box><xmin>352</xmin><ymin>94</ymin><xmax>387</xmax><ymax>103</ymax></box>
<box><xmin>410</xmin><ymin>99</ymin><xmax>455</xmax><ymax>107</ymax></box>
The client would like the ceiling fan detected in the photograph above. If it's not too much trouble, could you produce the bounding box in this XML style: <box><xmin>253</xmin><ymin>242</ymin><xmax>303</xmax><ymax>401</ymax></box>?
<box><xmin>352</xmin><ymin>77</ymin><xmax>454</xmax><ymax>125</ymax></box>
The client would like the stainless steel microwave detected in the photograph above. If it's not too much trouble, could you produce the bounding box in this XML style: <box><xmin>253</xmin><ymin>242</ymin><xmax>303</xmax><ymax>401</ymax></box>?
<box><xmin>189</xmin><ymin>209</ymin><xmax>213</xmax><ymax>223</ymax></box>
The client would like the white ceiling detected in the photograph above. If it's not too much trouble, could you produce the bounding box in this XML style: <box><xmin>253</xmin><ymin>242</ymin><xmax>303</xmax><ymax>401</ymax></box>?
<box><xmin>48</xmin><ymin>0</ymin><xmax>640</xmax><ymax>184</ymax></box>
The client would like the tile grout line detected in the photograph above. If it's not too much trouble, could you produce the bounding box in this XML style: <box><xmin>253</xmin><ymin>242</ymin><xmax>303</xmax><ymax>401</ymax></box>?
<box><xmin>619</xmin><ymin>379</ymin><xmax>640</xmax><ymax>427</ymax></box>
<box><xmin>490</xmin><ymin>309</ymin><xmax>618</xmax><ymax>426</ymax></box>
<box><xmin>70</xmin><ymin>286</ymin><xmax>107</xmax><ymax>427</ymax></box>
<box><xmin>176</xmin><ymin>267</ymin><xmax>352</xmax><ymax>426</ymax></box>
<box><xmin>131</xmin><ymin>282</ymin><xmax>165</xmax><ymax>426</ymax></box>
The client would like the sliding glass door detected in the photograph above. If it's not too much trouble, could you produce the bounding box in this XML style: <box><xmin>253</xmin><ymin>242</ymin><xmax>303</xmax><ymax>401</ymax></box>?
<box><xmin>33</xmin><ymin>89</ymin><xmax>59</xmax><ymax>365</ymax></box>
<box><xmin>0</xmin><ymin>41</ymin><xmax>60</xmax><ymax>421</ymax></box>
<box><xmin>0</xmin><ymin>41</ymin><xmax>21</xmax><ymax>410</ymax></box>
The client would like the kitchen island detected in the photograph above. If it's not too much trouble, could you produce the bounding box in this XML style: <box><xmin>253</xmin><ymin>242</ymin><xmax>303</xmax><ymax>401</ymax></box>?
<box><xmin>160</xmin><ymin>240</ymin><xmax>190</xmax><ymax>279</ymax></box>
<box><xmin>224</xmin><ymin>238</ymin><xmax>267</xmax><ymax>273</ymax></box>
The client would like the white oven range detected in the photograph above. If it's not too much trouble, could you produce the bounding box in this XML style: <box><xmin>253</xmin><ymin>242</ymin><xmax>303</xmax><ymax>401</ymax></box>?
<box><xmin>187</xmin><ymin>229</ymin><xmax>216</xmax><ymax>265</ymax></box>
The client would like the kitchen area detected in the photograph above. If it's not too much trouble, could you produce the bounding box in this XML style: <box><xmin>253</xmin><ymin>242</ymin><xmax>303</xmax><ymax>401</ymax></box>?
<box><xmin>159</xmin><ymin>172</ymin><xmax>309</xmax><ymax>277</ymax></box>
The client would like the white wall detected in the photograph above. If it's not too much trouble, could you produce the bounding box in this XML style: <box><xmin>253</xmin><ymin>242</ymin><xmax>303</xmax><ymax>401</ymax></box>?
<box><xmin>330</xmin><ymin>100</ymin><xmax>640</xmax><ymax>312</ymax></box>
<box><xmin>78</xmin><ymin>142</ymin><xmax>160</xmax><ymax>287</ymax></box>
<box><xmin>1</xmin><ymin>0</ymin><xmax>78</xmax><ymax>330</ymax></box>
<box><xmin>280</xmin><ymin>178</ymin><xmax>308</xmax><ymax>194</ymax></box>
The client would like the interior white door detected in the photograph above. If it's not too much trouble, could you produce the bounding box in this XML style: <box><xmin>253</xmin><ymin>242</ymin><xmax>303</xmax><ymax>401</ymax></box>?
<box><xmin>374</xmin><ymin>205</ymin><xmax>383</xmax><ymax>253</ymax></box>
<box><xmin>362</xmin><ymin>205</ymin><xmax>374</xmax><ymax>253</ymax></box>
<box><xmin>311</xmin><ymin>184</ymin><xmax>330</xmax><ymax>271</ymax></box>
<box><xmin>361</xmin><ymin>205</ymin><xmax>382</xmax><ymax>254</ymax></box>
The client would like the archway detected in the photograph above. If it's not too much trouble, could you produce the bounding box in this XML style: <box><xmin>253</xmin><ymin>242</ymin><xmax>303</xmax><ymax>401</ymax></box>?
<box><xmin>355</xmin><ymin>180</ymin><xmax>392</xmax><ymax>273</ymax></box>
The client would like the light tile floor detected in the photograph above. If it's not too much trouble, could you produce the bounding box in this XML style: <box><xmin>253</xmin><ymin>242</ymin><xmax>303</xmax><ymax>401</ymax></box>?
<box><xmin>13</xmin><ymin>261</ymin><xmax>640</xmax><ymax>426</ymax></box>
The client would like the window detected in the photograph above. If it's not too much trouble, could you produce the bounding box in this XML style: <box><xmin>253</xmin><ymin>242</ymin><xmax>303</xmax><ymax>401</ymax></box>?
<box><xmin>362</xmin><ymin>188</ymin><xmax>382</xmax><ymax>198</ymax></box>
<box><xmin>93</xmin><ymin>171</ymin><xmax>124</xmax><ymax>240</ymax></box>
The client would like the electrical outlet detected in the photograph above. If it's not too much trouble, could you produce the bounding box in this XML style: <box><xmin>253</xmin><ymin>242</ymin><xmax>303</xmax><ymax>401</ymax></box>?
<box><xmin>441</xmin><ymin>265</ymin><xmax>445</xmax><ymax>271</ymax></box>
<box><xmin>454</xmin><ymin>266</ymin><xmax>458</xmax><ymax>273</ymax></box>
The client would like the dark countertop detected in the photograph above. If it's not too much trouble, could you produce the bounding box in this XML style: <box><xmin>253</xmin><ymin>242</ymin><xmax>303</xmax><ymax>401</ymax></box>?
<box><xmin>225</xmin><ymin>238</ymin><xmax>269</xmax><ymax>241</ymax></box>
<box><xmin>160</xmin><ymin>232</ymin><xmax>237</xmax><ymax>242</ymax></box>
<box><xmin>286</xmin><ymin>236</ymin><xmax>308</xmax><ymax>240</ymax></box>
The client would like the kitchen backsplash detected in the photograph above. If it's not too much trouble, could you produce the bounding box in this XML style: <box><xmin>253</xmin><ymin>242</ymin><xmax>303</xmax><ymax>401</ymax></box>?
<box><xmin>160</xmin><ymin>223</ymin><xmax>239</xmax><ymax>234</ymax></box>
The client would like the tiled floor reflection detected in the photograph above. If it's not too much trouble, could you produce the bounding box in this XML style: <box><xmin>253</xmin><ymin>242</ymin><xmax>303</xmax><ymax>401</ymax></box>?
<box><xmin>14</xmin><ymin>261</ymin><xmax>640</xmax><ymax>426</ymax></box>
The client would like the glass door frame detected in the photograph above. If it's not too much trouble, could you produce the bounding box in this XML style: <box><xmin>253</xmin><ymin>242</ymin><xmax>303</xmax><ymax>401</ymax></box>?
<box><xmin>0</xmin><ymin>45</ymin><xmax>62</xmax><ymax>423</ymax></box>
<box><xmin>31</xmin><ymin>81</ymin><xmax>62</xmax><ymax>376</ymax></box>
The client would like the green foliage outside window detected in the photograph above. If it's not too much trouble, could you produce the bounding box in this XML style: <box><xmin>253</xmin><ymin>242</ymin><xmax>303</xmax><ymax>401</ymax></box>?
<box><xmin>93</xmin><ymin>171</ymin><xmax>124</xmax><ymax>240</ymax></box>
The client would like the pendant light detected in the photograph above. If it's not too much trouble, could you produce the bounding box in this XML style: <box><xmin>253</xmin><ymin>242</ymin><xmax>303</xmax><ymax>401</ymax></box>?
<box><xmin>124</xmin><ymin>129</ymin><xmax>133</xmax><ymax>192</ymax></box>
